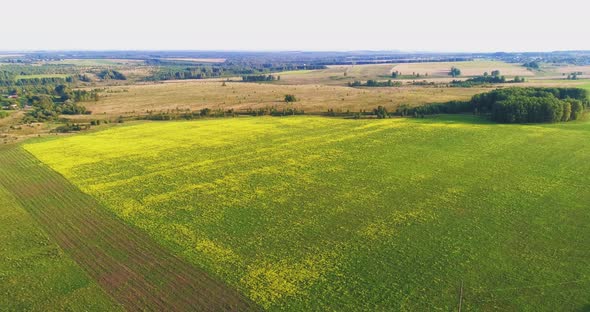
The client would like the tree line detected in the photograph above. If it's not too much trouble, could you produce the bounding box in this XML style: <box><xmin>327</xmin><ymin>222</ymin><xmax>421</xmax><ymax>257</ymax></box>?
<box><xmin>348</xmin><ymin>80</ymin><xmax>402</xmax><ymax>87</ymax></box>
<box><xmin>450</xmin><ymin>71</ymin><xmax>525</xmax><ymax>87</ymax></box>
<box><xmin>242</xmin><ymin>75</ymin><xmax>277</xmax><ymax>82</ymax></box>
<box><xmin>144</xmin><ymin>63</ymin><xmax>325</xmax><ymax>81</ymax></box>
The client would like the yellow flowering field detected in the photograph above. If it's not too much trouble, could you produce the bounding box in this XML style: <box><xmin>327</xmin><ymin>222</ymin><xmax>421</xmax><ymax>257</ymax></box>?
<box><xmin>25</xmin><ymin>115</ymin><xmax>590</xmax><ymax>310</ymax></box>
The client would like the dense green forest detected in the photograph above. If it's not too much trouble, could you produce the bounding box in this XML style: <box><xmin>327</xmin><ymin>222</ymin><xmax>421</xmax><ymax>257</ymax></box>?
<box><xmin>397</xmin><ymin>87</ymin><xmax>588</xmax><ymax>123</ymax></box>
<box><xmin>473</xmin><ymin>87</ymin><xmax>588</xmax><ymax>123</ymax></box>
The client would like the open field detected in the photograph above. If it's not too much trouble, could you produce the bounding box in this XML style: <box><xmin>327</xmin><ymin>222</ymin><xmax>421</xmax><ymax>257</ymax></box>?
<box><xmin>84</xmin><ymin>81</ymin><xmax>488</xmax><ymax>116</ymax></box>
<box><xmin>391</xmin><ymin>61</ymin><xmax>534</xmax><ymax>77</ymax></box>
<box><xmin>544</xmin><ymin>64</ymin><xmax>590</xmax><ymax>75</ymax></box>
<box><xmin>25</xmin><ymin>115</ymin><xmax>590</xmax><ymax>310</ymax></box>
<box><xmin>0</xmin><ymin>145</ymin><xmax>258</xmax><ymax>311</ymax></box>
<box><xmin>0</xmin><ymin>155</ymin><xmax>121</xmax><ymax>311</ymax></box>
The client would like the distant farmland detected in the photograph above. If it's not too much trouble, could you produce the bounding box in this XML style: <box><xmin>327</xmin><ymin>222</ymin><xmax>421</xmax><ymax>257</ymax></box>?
<box><xmin>391</xmin><ymin>61</ymin><xmax>535</xmax><ymax>77</ymax></box>
<box><xmin>25</xmin><ymin>115</ymin><xmax>590</xmax><ymax>311</ymax></box>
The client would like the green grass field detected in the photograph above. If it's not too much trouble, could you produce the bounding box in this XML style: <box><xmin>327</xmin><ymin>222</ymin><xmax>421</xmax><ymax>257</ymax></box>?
<box><xmin>0</xmin><ymin>147</ymin><xmax>121</xmax><ymax>311</ymax></box>
<box><xmin>24</xmin><ymin>116</ymin><xmax>590</xmax><ymax>311</ymax></box>
<box><xmin>0</xmin><ymin>145</ymin><xmax>257</xmax><ymax>311</ymax></box>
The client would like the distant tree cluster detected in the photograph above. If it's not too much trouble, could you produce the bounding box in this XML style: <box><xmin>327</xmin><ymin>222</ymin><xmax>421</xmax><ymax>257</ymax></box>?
<box><xmin>147</xmin><ymin>67</ymin><xmax>223</xmax><ymax>80</ymax></box>
<box><xmin>97</xmin><ymin>70</ymin><xmax>127</xmax><ymax>80</ymax></box>
<box><xmin>566</xmin><ymin>72</ymin><xmax>583</xmax><ymax>80</ymax></box>
<box><xmin>472</xmin><ymin>87</ymin><xmax>588</xmax><ymax>123</ymax></box>
<box><xmin>449</xmin><ymin>67</ymin><xmax>461</xmax><ymax>77</ymax></box>
<box><xmin>396</xmin><ymin>87</ymin><xmax>588</xmax><ymax>124</ymax></box>
<box><xmin>23</xmin><ymin>84</ymin><xmax>95</xmax><ymax>122</ymax></box>
<box><xmin>0</xmin><ymin>64</ymin><xmax>76</xmax><ymax>87</ymax></box>
<box><xmin>0</xmin><ymin>74</ymin><xmax>72</xmax><ymax>87</ymax></box>
<box><xmin>242</xmin><ymin>75</ymin><xmax>276</xmax><ymax>82</ymax></box>
<box><xmin>78</xmin><ymin>74</ymin><xmax>92</xmax><ymax>82</ymax></box>
<box><xmin>523</xmin><ymin>61</ymin><xmax>540</xmax><ymax>69</ymax></box>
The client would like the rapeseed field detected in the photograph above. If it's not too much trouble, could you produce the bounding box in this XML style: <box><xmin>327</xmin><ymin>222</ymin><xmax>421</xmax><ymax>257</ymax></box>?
<box><xmin>25</xmin><ymin>116</ymin><xmax>590</xmax><ymax>310</ymax></box>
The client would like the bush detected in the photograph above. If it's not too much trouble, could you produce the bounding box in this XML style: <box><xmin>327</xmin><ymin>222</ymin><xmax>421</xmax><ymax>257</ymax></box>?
<box><xmin>200</xmin><ymin>108</ymin><xmax>211</xmax><ymax>116</ymax></box>
<box><xmin>284</xmin><ymin>94</ymin><xmax>297</xmax><ymax>103</ymax></box>
<box><xmin>52</xmin><ymin>123</ymin><xmax>86</xmax><ymax>133</ymax></box>
<box><xmin>373</xmin><ymin>106</ymin><xmax>389</xmax><ymax>119</ymax></box>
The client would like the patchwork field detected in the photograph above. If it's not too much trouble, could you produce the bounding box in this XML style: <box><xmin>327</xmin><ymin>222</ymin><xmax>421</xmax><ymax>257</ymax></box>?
<box><xmin>25</xmin><ymin>115</ymin><xmax>590</xmax><ymax>311</ymax></box>
<box><xmin>0</xmin><ymin>145</ymin><xmax>258</xmax><ymax>311</ymax></box>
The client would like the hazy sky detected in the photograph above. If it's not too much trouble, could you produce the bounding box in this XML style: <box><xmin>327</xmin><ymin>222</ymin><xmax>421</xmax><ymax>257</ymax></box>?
<box><xmin>1</xmin><ymin>0</ymin><xmax>588</xmax><ymax>52</ymax></box>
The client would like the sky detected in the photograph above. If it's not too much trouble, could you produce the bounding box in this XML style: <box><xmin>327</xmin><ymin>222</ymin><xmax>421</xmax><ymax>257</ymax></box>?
<box><xmin>0</xmin><ymin>0</ymin><xmax>588</xmax><ymax>52</ymax></box>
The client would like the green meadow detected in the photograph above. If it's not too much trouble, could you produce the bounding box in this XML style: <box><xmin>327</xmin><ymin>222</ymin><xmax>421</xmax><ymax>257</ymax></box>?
<box><xmin>25</xmin><ymin>116</ymin><xmax>590</xmax><ymax>311</ymax></box>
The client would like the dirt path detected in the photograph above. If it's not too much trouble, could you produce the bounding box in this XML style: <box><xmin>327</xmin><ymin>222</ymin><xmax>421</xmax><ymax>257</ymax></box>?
<box><xmin>0</xmin><ymin>145</ymin><xmax>259</xmax><ymax>311</ymax></box>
